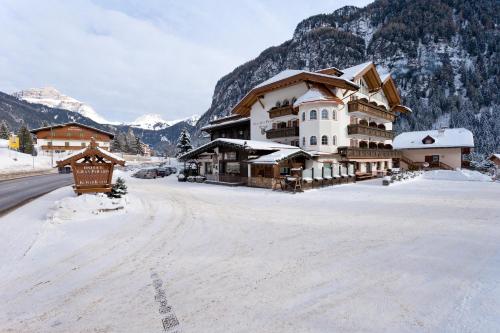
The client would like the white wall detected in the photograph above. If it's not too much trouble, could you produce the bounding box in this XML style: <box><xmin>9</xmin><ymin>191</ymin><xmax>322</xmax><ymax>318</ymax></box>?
<box><xmin>250</xmin><ymin>83</ymin><xmax>308</xmax><ymax>142</ymax></box>
<box><xmin>298</xmin><ymin>102</ymin><xmax>348</xmax><ymax>153</ymax></box>
<box><xmin>401</xmin><ymin>148</ymin><xmax>462</xmax><ymax>169</ymax></box>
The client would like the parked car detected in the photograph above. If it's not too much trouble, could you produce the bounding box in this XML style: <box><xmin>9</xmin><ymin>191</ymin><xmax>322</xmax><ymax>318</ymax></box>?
<box><xmin>156</xmin><ymin>167</ymin><xmax>168</xmax><ymax>177</ymax></box>
<box><xmin>132</xmin><ymin>168</ymin><xmax>157</xmax><ymax>179</ymax></box>
<box><xmin>164</xmin><ymin>166</ymin><xmax>177</xmax><ymax>174</ymax></box>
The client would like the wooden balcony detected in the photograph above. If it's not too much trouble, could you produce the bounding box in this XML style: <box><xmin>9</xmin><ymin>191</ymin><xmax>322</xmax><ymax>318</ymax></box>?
<box><xmin>266</xmin><ymin>127</ymin><xmax>300</xmax><ymax>139</ymax></box>
<box><xmin>268</xmin><ymin>105</ymin><xmax>298</xmax><ymax>119</ymax></box>
<box><xmin>347</xmin><ymin>124</ymin><xmax>395</xmax><ymax>139</ymax></box>
<box><xmin>347</xmin><ymin>100</ymin><xmax>396</xmax><ymax>122</ymax></box>
<box><xmin>338</xmin><ymin>147</ymin><xmax>401</xmax><ymax>159</ymax></box>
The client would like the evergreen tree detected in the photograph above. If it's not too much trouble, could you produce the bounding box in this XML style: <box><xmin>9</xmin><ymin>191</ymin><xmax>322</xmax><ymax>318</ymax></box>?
<box><xmin>176</xmin><ymin>128</ymin><xmax>193</xmax><ymax>157</ymax></box>
<box><xmin>17</xmin><ymin>125</ymin><xmax>34</xmax><ymax>154</ymax></box>
<box><xmin>134</xmin><ymin>137</ymin><xmax>144</xmax><ymax>155</ymax></box>
<box><xmin>125</xmin><ymin>128</ymin><xmax>137</xmax><ymax>154</ymax></box>
<box><xmin>0</xmin><ymin>121</ymin><xmax>9</xmax><ymax>140</ymax></box>
<box><xmin>108</xmin><ymin>177</ymin><xmax>128</xmax><ymax>198</ymax></box>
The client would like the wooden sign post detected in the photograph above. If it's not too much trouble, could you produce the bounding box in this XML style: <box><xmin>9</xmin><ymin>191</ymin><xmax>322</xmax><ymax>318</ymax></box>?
<box><xmin>56</xmin><ymin>138</ymin><xmax>125</xmax><ymax>194</ymax></box>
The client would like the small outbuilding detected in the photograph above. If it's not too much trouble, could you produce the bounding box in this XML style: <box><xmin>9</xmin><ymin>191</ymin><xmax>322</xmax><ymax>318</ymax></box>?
<box><xmin>393</xmin><ymin>128</ymin><xmax>474</xmax><ymax>170</ymax></box>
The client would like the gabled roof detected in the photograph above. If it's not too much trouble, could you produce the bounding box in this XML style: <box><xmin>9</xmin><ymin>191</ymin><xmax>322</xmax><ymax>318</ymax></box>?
<box><xmin>178</xmin><ymin>138</ymin><xmax>306</xmax><ymax>161</ymax></box>
<box><xmin>56</xmin><ymin>140</ymin><xmax>125</xmax><ymax>167</ymax></box>
<box><xmin>30</xmin><ymin>122</ymin><xmax>115</xmax><ymax>138</ymax></box>
<box><xmin>340</xmin><ymin>61</ymin><xmax>382</xmax><ymax>91</ymax></box>
<box><xmin>201</xmin><ymin>117</ymin><xmax>250</xmax><ymax>132</ymax></box>
<box><xmin>232</xmin><ymin>70</ymin><xmax>359</xmax><ymax>117</ymax></box>
<box><xmin>393</xmin><ymin>128</ymin><xmax>474</xmax><ymax>149</ymax></box>
<box><xmin>293</xmin><ymin>87</ymin><xmax>343</xmax><ymax>107</ymax></box>
<box><xmin>248</xmin><ymin>148</ymin><xmax>311</xmax><ymax>165</ymax></box>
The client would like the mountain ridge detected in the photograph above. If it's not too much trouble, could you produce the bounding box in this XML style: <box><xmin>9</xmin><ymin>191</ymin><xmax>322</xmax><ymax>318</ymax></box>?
<box><xmin>196</xmin><ymin>0</ymin><xmax>499</xmax><ymax>156</ymax></box>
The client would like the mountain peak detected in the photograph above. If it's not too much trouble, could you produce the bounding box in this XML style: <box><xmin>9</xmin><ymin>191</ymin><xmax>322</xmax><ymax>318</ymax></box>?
<box><xmin>130</xmin><ymin>113</ymin><xmax>199</xmax><ymax>130</ymax></box>
<box><xmin>12</xmin><ymin>87</ymin><xmax>109</xmax><ymax>124</ymax></box>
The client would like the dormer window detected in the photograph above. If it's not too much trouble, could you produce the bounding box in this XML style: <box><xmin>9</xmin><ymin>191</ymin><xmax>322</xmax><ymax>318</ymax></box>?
<box><xmin>422</xmin><ymin>135</ymin><xmax>435</xmax><ymax>144</ymax></box>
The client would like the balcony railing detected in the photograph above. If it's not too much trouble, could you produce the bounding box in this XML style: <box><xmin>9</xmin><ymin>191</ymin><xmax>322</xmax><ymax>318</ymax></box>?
<box><xmin>266</xmin><ymin>127</ymin><xmax>300</xmax><ymax>139</ymax></box>
<box><xmin>347</xmin><ymin>100</ymin><xmax>396</xmax><ymax>122</ymax></box>
<box><xmin>347</xmin><ymin>124</ymin><xmax>395</xmax><ymax>139</ymax></box>
<box><xmin>338</xmin><ymin>147</ymin><xmax>401</xmax><ymax>159</ymax></box>
<box><xmin>268</xmin><ymin>105</ymin><xmax>298</xmax><ymax>119</ymax></box>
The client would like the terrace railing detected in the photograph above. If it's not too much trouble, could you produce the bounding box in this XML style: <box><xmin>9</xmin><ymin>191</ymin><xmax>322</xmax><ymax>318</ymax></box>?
<box><xmin>338</xmin><ymin>147</ymin><xmax>402</xmax><ymax>159</ymax></box>
<box><xmin>268</xmin><ymin>105</ymin><xmax>298</xmax><ymax>119</ymax></box>
<box><xmin>347</xmin><ymin>124</ymin><xmax>394</xmax><ymax>140</ymax></box>
<box><xmin>347</xmin><ymin>100</ymin><xmax>396</xmax><ymax>122</ymax></box>
<box><xmin>266</xmin><ymin>127</ymin><xmax>300</xmax><ymax>139</ymax></box>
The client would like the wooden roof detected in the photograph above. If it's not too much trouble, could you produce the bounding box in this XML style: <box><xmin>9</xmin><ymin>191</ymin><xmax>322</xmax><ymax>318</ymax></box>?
<box><xmin>56</xmin><ymin>138</ymin><xmax>125</xmax><ymax>167</ymax></box>
<box><xmin>353</xmin><ymin>63</ymin><xmax>383</xmax><ymax>92</ymax></box>
<box><xmin>381</xmin><ymin>75</ymin><xmax>402</xmax><ymax>108</ymax></box>
<box><xmin>31</xmin><ymin>122</ymin><xmax>115</xmax><ymax>139</ymax></box>
<box><xmin>232</xmin><ymin>71</ymin><xmax>359</xmax><ymax>117</ymax></box>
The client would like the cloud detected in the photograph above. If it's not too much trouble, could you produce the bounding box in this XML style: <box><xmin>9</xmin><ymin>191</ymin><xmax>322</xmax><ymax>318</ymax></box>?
<box><xmin>0</xmin><ymin>0</ymin><xmax>372</xmax><ymax>122</ymax></box>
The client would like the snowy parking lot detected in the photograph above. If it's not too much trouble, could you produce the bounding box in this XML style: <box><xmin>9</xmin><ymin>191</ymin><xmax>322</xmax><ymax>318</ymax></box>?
<box><xmin>0</xmin><ymin>173</ymin><xmax>499</xmax><ymax>332</ymax></box>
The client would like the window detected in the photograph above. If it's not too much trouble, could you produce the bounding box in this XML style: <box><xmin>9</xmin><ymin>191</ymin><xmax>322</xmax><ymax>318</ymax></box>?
<box><xmin>280</xmin><ymin>167</ymin><xmax>290</xmax><ymax>175</ymax></box>
<box><xmin>225</xmin><ymin>162</ymin><xmax>240</xmax><ymax>174</ymax></box>
<box><xmin>224</xmin><ymin>151</ymin><xmax>237</xmax><ymax>160</ymax></box>
<box><xmin>81</xmin><ymin>142</ymin><xmax>86</xmax><ymax>147</ymax></box>
<box><xmin>310</xmin><ymin>110</ymin><xmax>317</xmax><ymax>120</ymax></box>
<box><xmin>321</xmin><ymin>109</ymin><xmax>328</xmax><ymax>119</ymax></box>
<box><xmin>65</xmin><ymin>142</ymin><xmax>69</xmax><ymax>147</ymax></box>
<box><xmin>332</xmin><ymin>110</ymin><xmax>337</xmax><ymax>120</ymax></box>
<box><xmin>48</xmin><ymin>142</ymin><xmax>53</xmax><ymax>147</ymax></box>
<box><xmin>302</xmin><ymin>137</ymin><xmax>306</xmax><ymax>146</ymax></box>
<box><xmin>310</xmin><ymin>136</ymin><xmax>317</xmax><ymax>145</ymax></box>
<box><xmin>321</xmin><ymin>135</ymin><xmax>328</xmax><ymax>145</ymax></box>
<box><xmin>332</xmin><ymin>135</ymin><xmax>337</xmax><ymax>146</ymax></box>
<box><xmin>302</xmin><ymin>112</ymin><xmax>305</xmax><ymax>121</ymax></box>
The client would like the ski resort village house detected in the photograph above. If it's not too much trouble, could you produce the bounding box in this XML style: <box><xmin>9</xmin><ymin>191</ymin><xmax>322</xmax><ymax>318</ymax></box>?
<box><xmin>393</xmin><ymin>128</ymin><xmax>474</xmax><ymax>170</ymax></box>
<box><xmin>180</xmin><ymin>62</ymin><xmax>414</xmax><ymax>189</ymax></box>
<box><xmin>31</xmin><ymin>122</ymin><xmax>114</xmax><ymax>155</ymax></box>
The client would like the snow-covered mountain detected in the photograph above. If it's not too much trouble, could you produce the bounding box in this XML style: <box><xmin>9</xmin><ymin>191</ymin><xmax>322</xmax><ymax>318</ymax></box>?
<box><xmin>12</xmin><ymin>87</ymin><xmax>109</xmax><ymax>124</ymax></box>
<box><xmin>129</xmin><ymin>113</ymin><xmax>199</xmax><ymax>130</ymax></box>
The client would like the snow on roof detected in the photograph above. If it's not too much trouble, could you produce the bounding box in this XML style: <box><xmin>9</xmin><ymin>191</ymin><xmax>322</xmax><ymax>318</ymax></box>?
<box><xmin>249</xmin><ymin>148</ymin><xmax>311</xmax><ymax>165</ymax></box>
<box><xmin>293</xmin><ymin>88</ymin><xmax>339</xmax><ymax>107</ymax></box>
<box><xmin>215</xmin><ymin>138</ymin><xmax>297</xmax><ymax>150</ymax></box>
<box><xmin>96</xmin><ymin>146</ymin><xmax>125</xmax><ymax>162</ymax></box>
<box><xmin>201</xmin><ymin>117</ymin><xmax>250</xmax><ymax>132</ymax></box>
<box><xmin>490</xmin><ymin>153</ymin><xmax>500</xmax><ymax>160</ymax></box>
<box><xmin>393</xmin><ymin>128</ymin><xmax>474</xmax><ymax>149</ymax></box>
<box><xmin>56</xmin><ymin>145</ymin><xmax>125</xmax><ymax>165</ymax></box>
<box><xmin>340</xmin><ymin>61</ymin><xmax>373</xmax><ymax>80</ymax></box>
<box><xmin>178</xmin><ymin>138</ymin><xmax>302</xmax><ymax>161</ymax></box>
<box><xmin>255</xmin><ymin>69</ymin><xmax>358</xmax><ymax>90</ymax></box>
<box><xmin>255</xmin><ymin>70</ymin><xmax>304</xmax><ymax>88</ymax></box>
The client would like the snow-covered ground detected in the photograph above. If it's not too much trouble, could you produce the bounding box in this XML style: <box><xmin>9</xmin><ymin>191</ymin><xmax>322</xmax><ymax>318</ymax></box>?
<box><xmin>0</xmin><ymin>173</ymin><xmax>499</xmax><ymax>332</ymax></box>
<box><xmin>0</xmin><ymin>148</ymin><xmax>56</xmax><ymax>176</ymax></box>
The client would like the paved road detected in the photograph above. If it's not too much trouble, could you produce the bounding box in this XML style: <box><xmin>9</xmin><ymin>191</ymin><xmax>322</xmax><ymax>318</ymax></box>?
<box><xmin>0</xmin><ymin>173</ymin><xmax>73</xmax><ymax>216</ymax></box>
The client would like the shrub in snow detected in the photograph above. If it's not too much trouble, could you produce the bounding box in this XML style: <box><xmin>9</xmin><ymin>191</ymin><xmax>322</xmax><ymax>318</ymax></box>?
<box><xmin>108</xmin><ymin>177</ymin><xmax>128</xmax><ymax>198</ymax></box>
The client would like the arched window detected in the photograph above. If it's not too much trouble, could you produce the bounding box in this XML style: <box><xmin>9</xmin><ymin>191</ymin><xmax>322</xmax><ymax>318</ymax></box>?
<box><xmin>332</xmin><ymin>135</ymin><xmax>337</xmax><ymax>146</ymax></box>
<box><xmin>332</xmin><ymin>110</ymin><xmax>337</xmax><ymax>120</ymax></box>
<box><xmin>302</xmin><ymin>137</ymin><xmax>306</xmax><ymax>146</ymax></box>
<box><xmin>310</xmin><ymin>110</ymin><xmax>317</xmax><ymax>120</ymax></box>
<box><xmin>302</xmin><ymin>112</ymin><xmax>305</xmax><ymax>121</ymax></box>
<box><xmin>310</xmin><ymin>136</ymin><xmax>317</xmax><ymax>145</ymax></box>
<box><xmin>321</xmin><ymin>109</ymin><xmax>328</xmax><ymax>119</ymax></box>
<box><xmin>321</xmin><ymin>135</ymin><xmax>328</xmax><ymax>145</ymax></box>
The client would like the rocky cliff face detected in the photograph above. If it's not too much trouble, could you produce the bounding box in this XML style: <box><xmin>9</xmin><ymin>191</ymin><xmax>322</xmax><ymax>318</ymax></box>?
<box><xmin>13</xmin><ymin>87</ymin><xmax>109</xmax><ymax>124</ymax></box>
<box><xmin>197</xmin><ymin>0</ymin><xmax>499</xmax><ymax>155</ymax></box>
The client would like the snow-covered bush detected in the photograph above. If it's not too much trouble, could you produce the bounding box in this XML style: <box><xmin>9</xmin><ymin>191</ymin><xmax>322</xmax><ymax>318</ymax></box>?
<box><xmin>108</xmin><ymin>177</ymin><xmax>128</xmax><ymax>198</ymax></box>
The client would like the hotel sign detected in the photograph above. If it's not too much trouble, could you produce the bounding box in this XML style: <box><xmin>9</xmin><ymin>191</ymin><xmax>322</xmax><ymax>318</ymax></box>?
<box><xmin>56</xmin><ymin>138</ymin><xmax>125</xmax><ymax>194</ymax></box>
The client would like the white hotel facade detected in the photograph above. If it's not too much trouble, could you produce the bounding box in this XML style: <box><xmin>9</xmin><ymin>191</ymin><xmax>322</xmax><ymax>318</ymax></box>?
<box><xmin>181</xmin><ymin>62</ymin><xmax>411</xmax><ymax>187</ymax></box>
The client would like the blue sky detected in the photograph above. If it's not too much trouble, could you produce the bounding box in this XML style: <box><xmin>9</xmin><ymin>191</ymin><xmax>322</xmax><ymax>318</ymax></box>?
<box><xmin>0</xmin><ymin>0</ymin><xmax>371</xmax><ymax>123</ymax></box>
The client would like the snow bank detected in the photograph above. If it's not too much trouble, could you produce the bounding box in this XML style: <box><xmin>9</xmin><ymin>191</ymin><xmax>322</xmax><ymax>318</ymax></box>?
<box><xmin>423</xmin><ymin>169</ymin><xmax>492</xmax><ymax>182</ymax></box>
<box><xmin>48</xmin><ymin>193</ymin><xmax>128</xmax><ymax>222</ymax></box>
<box><xmin>0</xmin><ymin>148</ymin><xmax>54</xmax><ymax>174</ymax></box>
